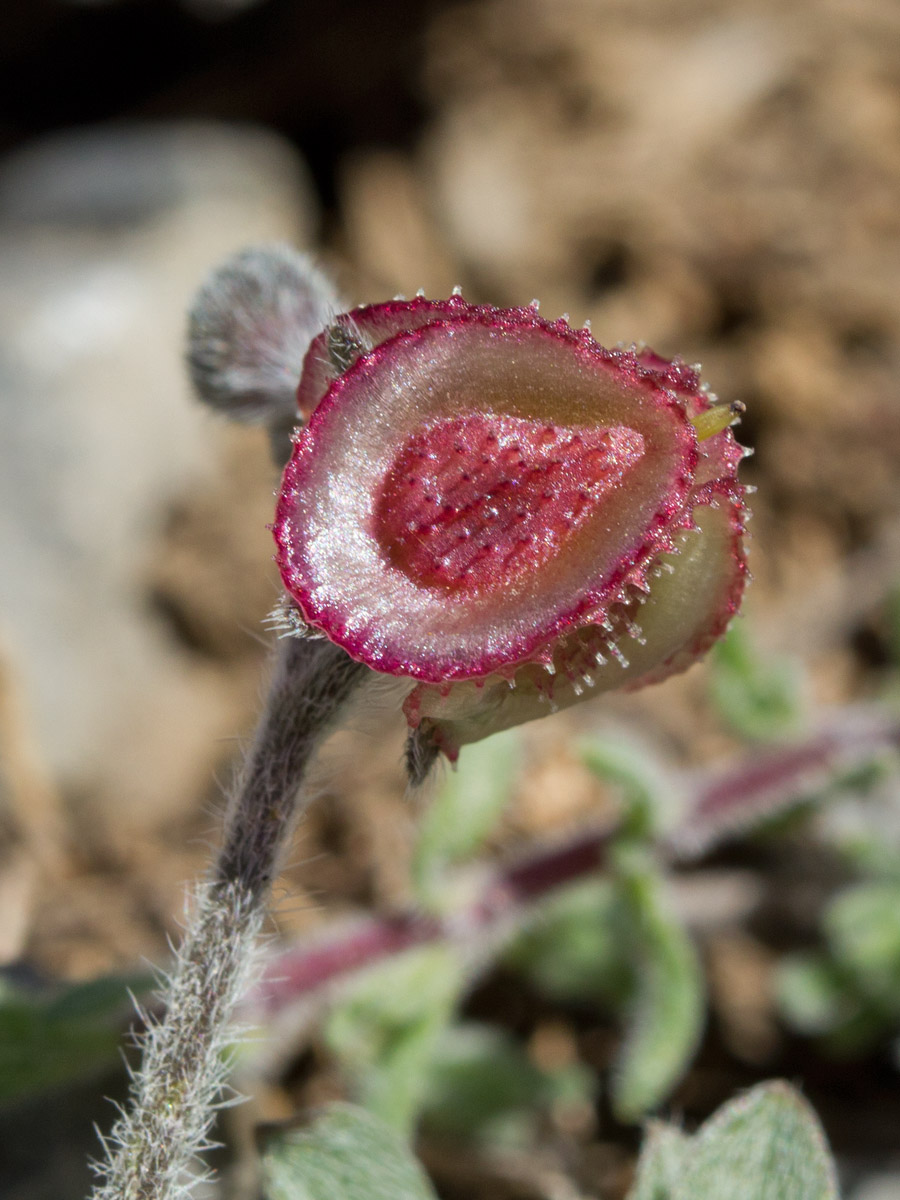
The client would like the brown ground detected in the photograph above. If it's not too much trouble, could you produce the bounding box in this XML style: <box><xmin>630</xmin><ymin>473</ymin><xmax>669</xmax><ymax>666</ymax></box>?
<box><xmin>2</xmin><ymin>1</ymin><xmax>900</xmax><ymax>1197</ymax></box>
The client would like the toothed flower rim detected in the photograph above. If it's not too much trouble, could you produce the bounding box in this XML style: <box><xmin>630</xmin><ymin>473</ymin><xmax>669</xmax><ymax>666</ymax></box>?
<box><xmin>273</xmin><ymin>299</ymin><xmax>745</xmax><ymax>683</ymax></box>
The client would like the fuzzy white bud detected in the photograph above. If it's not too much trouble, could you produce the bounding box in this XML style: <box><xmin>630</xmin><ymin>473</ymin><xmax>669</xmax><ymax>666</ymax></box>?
<box><xmin>187</xmin><ymin>243</ymin><xmax>340</xmax><ymax>426</ymax></box>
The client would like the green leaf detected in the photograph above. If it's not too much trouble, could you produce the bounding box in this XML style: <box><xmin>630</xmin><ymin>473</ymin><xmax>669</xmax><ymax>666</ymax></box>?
<box><xmin>776</xmin><ymin>881</ymin><xmax>900</xmax><ymax>1054</ymax></box>
<box><xmin>825</xmin><ymin>881</ymin><xmax>900</xmax><ymax>1005</ymax></box>
<box><xmin>627</xmin><ymin>1121</ymin><xmax>690</xmax><ymax>1200</ymax></box>
<box><xmin>776</xmin><ymin>952</ymin><xmax>858</xmax><ymax>1037</ymax></box>
<box><xmin>611</xmin><ymin>851</ymin><xmax>704</xmax><ymax>1122</ymax></box>
<box><xmin>504</xmin><ymin>877</ymin><xmax>632</xmax><ymax>1005</ymax></box>
<box><xmin>0</xmin><ymin>971</ymin><xmax>151</xmax><ymax>1103</ymax></box>
<box><xmin>413</xmin><ymin>729</ymin><xmax>520</xmax><ymax>906</ymax></box>
<box><xmin>691</xmin><ymin>1082</ymin><xmax>836</xmax><ymax>1199</ymax></box>
<box><xmin>823</xmin><ymin>771</ymin><xmax>900</xmax><ymax>880</ymax></box>
<box><xmin>324</xmin><ymin>946</ymin><xmax>464</xmax><ymax>1136</ymax></box>
<box><xmin>627</xmin><ymin>1083</ymin><xmax>839</xmax><ymax>1200</ymax></box>
<box><xmin>507</xmin><ymin>854</ymin><xmax>702</xmax><ymax>1122</ymax></box>
<box><xmin>420</xmin><ymin>1023</ymin><xmax>544</xmax><ymax>1142</ymax></box>
<box><xmin>262</xmin><ymin>1103</ymin><xmax>439</xmax><ymax>1200</ymax></box>
<box><xmin>579</xmin><ymin>734</ymin><xmax>673</xmax><ymax>837</ymax></box>
<box><xmin>419</xmin><ymin>1022</ymin><xmax>594</xmax><ymax>1147</ymax></box>
<box><xmin>710</xmin><ymin>623</ymin><xmax>804</xmax><ymax>742</ymax></box>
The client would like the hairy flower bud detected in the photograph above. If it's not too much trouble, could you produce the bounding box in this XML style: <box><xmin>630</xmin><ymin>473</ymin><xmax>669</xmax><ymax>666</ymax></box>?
<box><xmin>273</xmin><ymin>295</ymin><xmax>748</xmax><ymax>760</ymax></box>
<box><xmin>188</xmin><ymin>244</ymin><xmax>340</xmax><ymax>425</ymax></box>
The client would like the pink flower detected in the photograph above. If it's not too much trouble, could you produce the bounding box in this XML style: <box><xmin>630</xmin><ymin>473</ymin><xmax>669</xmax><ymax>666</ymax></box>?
<box><xmin>273</xmin><ymin>295</ymin><xmax>748</xmax><ymax>760</ymax></box>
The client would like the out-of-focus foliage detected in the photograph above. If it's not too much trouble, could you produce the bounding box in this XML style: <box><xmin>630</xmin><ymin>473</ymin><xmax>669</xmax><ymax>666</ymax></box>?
<box><xmin>326</xmin><ymin>731</ymin><xmax>704</xmax><ymax>1141</ymax></box>
<box><xmin>504</xmin><ymin>850</ymin><xmax>704</xmax><ymax>1124</ymax></box>
<box><xmin>709</xmin><ymin>623</ymin><xmax>805</xmax><ymax>742</ymax></box>
<box><xmin>323</xmin><ymin>946</ymin><xmax>464</xmax><ymax>1137</ymax></box>
<box><xmin>777</xmin><ymin>680</ymin><xmax>900</xmax><ymax>1056</ymax></box>
<box><xmin>262</xmin><ymin>1103</ymin><xmax>439</xmax><ymax>1200</ymax></box>
<box><xmin>778</xmin><ymin>878</ymin><xmax>900</xmax><ymax>1054</ymax></box>
<box><xmin>609</xmin><ymin>845</ymin><xmax>704</xmax><ymax>1122</ymax></box>
<box><xmin>504</xmin><ymin>875</ymin><xmax>631</xmax><ymax>1005</ymax></box>
<box><xmin>0</xmin><ymin>972</ymin><xmax>150</xmax><ymax>1103</ymax></box>
<box><xmin>412</xmin><ymin>728</ymin><xmax>521</xmax><ymax>908</ymax></box>
<box><xmin>419</xmin><ymin>1022</ymin><xmax>594</xmax><ymax>1147</ymax></box>
<box><xmin>580</xmin><ymin>733</ymin><xmax>680</xmax><ymax>838</ymax></box>
<box><xmin>627</xmin><ymin>1081</ymin><xmax>839</xmax><ymax>1200</ymax></box>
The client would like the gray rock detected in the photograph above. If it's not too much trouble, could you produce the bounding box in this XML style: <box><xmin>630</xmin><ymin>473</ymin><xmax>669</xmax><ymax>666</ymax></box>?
<box><xmin>0</xmin><ymin>122</ymin><xmax>318</xmax><ymax>829</ymax></box>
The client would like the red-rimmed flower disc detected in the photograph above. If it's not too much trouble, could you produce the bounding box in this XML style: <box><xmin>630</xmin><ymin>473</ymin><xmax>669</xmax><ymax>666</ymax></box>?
<box><xmin>274</xmin><ymin>300</ymin><xmax>706</xmax><ymax>683</ymax></box>
<box><xmin>273</xmin><ymin>293</ymin><xmax>749</xmax><ymax>755</ymax></box>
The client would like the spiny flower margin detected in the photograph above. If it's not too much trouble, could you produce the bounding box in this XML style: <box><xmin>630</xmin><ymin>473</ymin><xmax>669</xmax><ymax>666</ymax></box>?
<box><xmin>273</xmin><ymin>293</ymin><xmax>749</xmax><ymax>759</ymax></box>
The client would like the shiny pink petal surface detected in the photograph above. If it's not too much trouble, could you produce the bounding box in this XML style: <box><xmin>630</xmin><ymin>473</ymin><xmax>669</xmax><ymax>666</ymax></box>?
<box><xmin>297</xmin><ymin>295</ymin><xmax>472</xmax><ymax>420</ymax></box>
<box><xmin>274</xmin><ymin>306</ymin><xmax>701</xmax><ymax>682</ymax></box>
<box><xmin>276</xmin><ymin>291</ymin><xmax>750</xmax><ymax>756</ymax></box>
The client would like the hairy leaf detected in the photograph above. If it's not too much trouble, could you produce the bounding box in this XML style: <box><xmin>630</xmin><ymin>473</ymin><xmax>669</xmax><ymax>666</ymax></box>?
<box><xmin>627</xmin><ymin>1121</ymin><xmax>690</xmax><ymax>1200</ymax></box>
<box><xmin>262</xmin><ymin>1103</ymin><xmax>438</xmax><ymax>1200</ymax></box>
<box><xmin>419</xmin><ymin>1021</ymin><xmax>594</xmax><ymax>1147</ymax></box>
<box><xmin>710</xmin><ymin>623</ymin><xmax>803</xmax><ymax>743</ymax></box>
<box><xmin>504</xmin><ymin>877</ymin><xmax>631</xmax><ymax>1005</ymax></box>
<box><xmin>580</xmin><ymin>733</ymin><xmax>677</xmax><ymax>837</ymax></box>
<box><xmin>413</xmin><ymin>727</ymin><xmax>521</xmax><ymax>905</ymax></box>
<box><xmin>612</xmin><ymin>851</ymin><xmax>704</xmax><ymax>1122</ymax></box>
<box><xmin>628</xmin><ymin>1082</ymin><xmax>839</xmax><ymax>1200</ymax></box>
<box><xmin>324</xmin><ymin>946</ymin><xmax>464</xmax><ymax>1135</ymax></box>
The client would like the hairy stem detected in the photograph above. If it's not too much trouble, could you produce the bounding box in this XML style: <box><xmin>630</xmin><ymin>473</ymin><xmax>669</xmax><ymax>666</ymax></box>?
<box><xmin>90</xmin><ymin>636</ymin><xmax>366</xmax><ymax>1200</ymax></box>
<box><xmin>669</xmin><ymin>704</ymin><xmax>900</xmax><ymax>858</ymax></box>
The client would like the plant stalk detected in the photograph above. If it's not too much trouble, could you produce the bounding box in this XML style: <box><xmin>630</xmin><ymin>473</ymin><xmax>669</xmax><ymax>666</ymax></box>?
<box><xmin>90</xmin><ymin>636</ymin><xmax>366</xmax><ymax>1200</ymax></box>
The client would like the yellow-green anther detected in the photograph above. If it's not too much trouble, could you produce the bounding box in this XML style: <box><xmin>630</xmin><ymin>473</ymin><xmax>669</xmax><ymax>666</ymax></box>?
<box><xmin>690</xmin><ymin>400</ymin><xmax>745</xmax><ymax>442</ymax></box>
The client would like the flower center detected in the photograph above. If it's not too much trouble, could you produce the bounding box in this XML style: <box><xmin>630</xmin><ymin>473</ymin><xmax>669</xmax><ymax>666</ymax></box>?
<box><xmin>374</xmin><ymin>413</ymin><xmax>644</xmax><ymax>594</ymax></box>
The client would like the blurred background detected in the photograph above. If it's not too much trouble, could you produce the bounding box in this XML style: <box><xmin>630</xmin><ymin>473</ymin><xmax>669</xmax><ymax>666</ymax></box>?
<box><xmin>2</xmin><ymin>0</ymin><xmax>900</xmax><ymax>1197</ymax></box>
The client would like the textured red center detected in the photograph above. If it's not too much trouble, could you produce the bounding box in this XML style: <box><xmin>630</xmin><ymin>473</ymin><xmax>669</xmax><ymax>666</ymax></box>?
<box><xmin>374</xmin><ymin>413</ymin><xmax>644</xmax><ymax>593</ymax></box>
